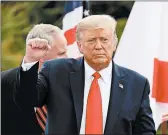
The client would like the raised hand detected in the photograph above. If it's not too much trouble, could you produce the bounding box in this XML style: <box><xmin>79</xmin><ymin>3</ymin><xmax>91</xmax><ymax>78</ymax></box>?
<box><xmin>24</xmin><ymin>38</ymin><xmax>51</xmax><ymax>63</ymax></box>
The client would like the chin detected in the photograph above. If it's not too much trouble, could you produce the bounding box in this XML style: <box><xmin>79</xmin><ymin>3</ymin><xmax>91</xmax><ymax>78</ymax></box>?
<box><xmin>93</xmin><ymin>58</ymin><xmax>108</xmax><ymax>65</ymax></box>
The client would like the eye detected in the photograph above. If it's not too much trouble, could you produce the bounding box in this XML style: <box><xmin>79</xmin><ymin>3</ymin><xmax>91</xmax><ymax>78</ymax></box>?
<box><xmin>87</xmin><ymin>38</ymin><xmax>96</xmax><ymax>43</ymax></box>
<box><xmin>102</xmin><ymin>38</ymin><xmax>108</xmax><ymax>42</ymax></box>
<box><xmin>88</xmin><ymin>39</ymin><xmax>93</xmax><ymax>42</ymax></box>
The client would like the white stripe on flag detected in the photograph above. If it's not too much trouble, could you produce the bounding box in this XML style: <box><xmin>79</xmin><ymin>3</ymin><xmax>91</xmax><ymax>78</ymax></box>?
<box><xmin>63</xmin><ymin>6</ymin><xmax>83</xmax><ymax>31</ymax></box>
<box><xmin>63</xmin><ymin>3</ymin><xmax>83</xmax><ymax>58</ymax></box>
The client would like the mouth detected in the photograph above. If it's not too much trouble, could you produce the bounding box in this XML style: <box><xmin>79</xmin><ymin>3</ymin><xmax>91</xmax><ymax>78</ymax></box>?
<box><xmin>94</xmin><ymin>54</ymin><xmax>105</xmax><ymax>56</ymax></box>
<box><xmin>94</xmin><ymin>54</ymin><xmax>106</xmax><ymax>59</ymax></box>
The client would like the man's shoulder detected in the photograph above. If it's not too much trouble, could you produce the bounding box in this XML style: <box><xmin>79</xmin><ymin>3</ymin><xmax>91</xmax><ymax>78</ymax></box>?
<box><xmin>45</xmin><ymin>57</ymin><xmax>82</xmax><ymax>71</ymax></box>
<box><xmin>115</xmin><ymin>63</ymin><xmax>147</xmax><ymax>81</ymax></box>
<box><xmin>1</xmin><ymin>67</ymin><xmax>19</xmax><ymax>87</ymax></box>
<box><xmin>47</xmin><ymin>57</ymin><xmax>80</xmax><ymax>65</ymax></box>
<box><xmin>1</xmin><ymin>67</ymin><xmax>19</xmax><ymax>80</ymax></box>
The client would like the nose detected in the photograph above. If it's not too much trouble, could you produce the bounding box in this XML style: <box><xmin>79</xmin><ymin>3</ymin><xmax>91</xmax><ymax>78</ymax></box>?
<box><xmin>95</xmin><ymin>40</ymin><xmax>102</xmax><ymax>50</ymax></box>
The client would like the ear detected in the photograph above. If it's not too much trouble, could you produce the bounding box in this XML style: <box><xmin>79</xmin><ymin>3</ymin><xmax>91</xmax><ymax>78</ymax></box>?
<box><xmin>113</xmin><ymin>33</ymin><xmax>118</xmax><ymax>52</ymax></box>
<box><xmin>113</xmin><ymin>44</ymin><xmax>117</xmax><ymax>52</ymax></box>
<box><xmin>77</xmin><ymin>41</ymin><xmax>83</xmax><ymax>54</ymax></box>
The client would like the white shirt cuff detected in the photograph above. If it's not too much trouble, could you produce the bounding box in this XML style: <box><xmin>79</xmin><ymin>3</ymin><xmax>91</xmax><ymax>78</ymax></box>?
<box><xmin>21</xmin><ymin>59</ymin><xmax>38</xmax><ymax>71</ymax></box>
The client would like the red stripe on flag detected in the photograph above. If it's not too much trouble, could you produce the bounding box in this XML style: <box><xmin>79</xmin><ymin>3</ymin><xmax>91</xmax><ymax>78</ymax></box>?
<box><xmin>64</xmin><ymin>27</ymin><xmax>76</xmax><ymax>45</ymax></box>
<box><xmin>152</xmin><ymin>58</ymin><xmax>168</xmax><ymax>103</ymax></box>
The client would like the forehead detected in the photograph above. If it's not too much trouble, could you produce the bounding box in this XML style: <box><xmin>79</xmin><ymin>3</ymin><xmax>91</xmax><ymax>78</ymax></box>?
<box><xmin>52</xmin><ymin>33</ymin><xmax>67</xmax><ymax>43</ymax></box>
<box><xmin>82</xmin><ymin>28</ymin><xmax>112</xmax><ymax>37</ymax></box>
<box><xmin>52</xmin><ymin>34</ymin><xmax>67</xmax><ymax>48</ymax></box>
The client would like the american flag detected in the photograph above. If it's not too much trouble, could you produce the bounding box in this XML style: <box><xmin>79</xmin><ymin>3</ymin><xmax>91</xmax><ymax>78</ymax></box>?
<box><xmin>63</xmin><ymin>1</ymin><xmax>90</xmax><ymax>58</ymax></box>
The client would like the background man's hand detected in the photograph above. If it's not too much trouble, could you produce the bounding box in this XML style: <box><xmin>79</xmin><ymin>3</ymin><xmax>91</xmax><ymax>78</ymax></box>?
<box><xmin>24</xmin><ymin>38</ymin><xmax>51</xmax><ymax>63</ymax></box>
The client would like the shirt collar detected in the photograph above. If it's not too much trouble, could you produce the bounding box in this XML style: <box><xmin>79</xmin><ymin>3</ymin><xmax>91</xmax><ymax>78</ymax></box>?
<box><xmin>84</xmin><ymin>60</ymin><xmax>112</xmax><ymax>83</ymax></box>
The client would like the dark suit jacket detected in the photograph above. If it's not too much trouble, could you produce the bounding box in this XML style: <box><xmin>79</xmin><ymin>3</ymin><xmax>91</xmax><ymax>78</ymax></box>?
<box><xmin>15</xmin><ymin>57</ymin><xmax>156</xmax><ymax>134</ymax></box>
<box><xmin>1</xmin><ymin>68</ymin><xmax>42</xmax><ymax>135</ymax></box>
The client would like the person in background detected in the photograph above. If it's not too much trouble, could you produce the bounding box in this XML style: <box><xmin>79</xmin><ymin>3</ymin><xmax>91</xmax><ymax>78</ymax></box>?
<box><xmin>1</xmin><ymin>24</ymin><xmax>67</xmax><ymax>135</ymax></box>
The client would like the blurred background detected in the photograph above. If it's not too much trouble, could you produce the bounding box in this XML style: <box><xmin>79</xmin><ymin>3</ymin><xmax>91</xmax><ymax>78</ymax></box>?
<box><xmin>1</xmin><ymin>1</ymin><xmax>134</xmax><ymax>71</ymax></box>
<box><xmin>1</xmin><ymin>1</ymin><xmax>167</xmax><ymax>133</ymax></box>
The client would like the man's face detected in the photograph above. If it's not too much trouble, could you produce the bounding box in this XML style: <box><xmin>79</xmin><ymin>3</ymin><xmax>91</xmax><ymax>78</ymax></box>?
<box><xmin>43</xmin><ymin>33</ymin><xmax>68</xmax><ymax>61</ymax></box>
<box><xmin>77</xmin><ymin>28</ymin><xmax>116</xmax><ymax>68</ymax></box>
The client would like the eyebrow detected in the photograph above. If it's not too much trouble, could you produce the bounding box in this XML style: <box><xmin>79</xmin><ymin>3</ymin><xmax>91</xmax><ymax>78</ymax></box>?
<box><xmin>87</xmin><ymin>37</ymin><xmax>96</xmax><ymax>40</ymax></box>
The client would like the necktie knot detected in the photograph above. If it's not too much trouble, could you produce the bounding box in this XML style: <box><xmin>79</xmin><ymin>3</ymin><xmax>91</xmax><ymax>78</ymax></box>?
<box><xmin>93</xmin><ymin>72</ymin><xmax>101</xmax><ymax>79</ymax></box>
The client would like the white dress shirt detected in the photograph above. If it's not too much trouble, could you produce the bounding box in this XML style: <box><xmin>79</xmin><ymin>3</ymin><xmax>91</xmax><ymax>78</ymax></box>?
<box><xmin>21</xmin><ymin>59</ymin><xmax>38</xmax><ymax>71</ymax></box>
<box><xmin>21</xmin><ymin>59</ymin><xmax>112</xmax><ymax>133</ymax></box>
<box><xmin>79</xmin><ymin>60</ymin><xmax>112</xmax><ymax>134</ymax></box>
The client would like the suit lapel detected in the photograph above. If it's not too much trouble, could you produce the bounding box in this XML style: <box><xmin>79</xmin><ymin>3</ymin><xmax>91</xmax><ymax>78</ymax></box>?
<box><xmin>104</xmin><ymin>62</ymin><xmax>127</xmax><ymax>134</ymax></box>
<box><xmin>70</xmin><ymin>58</ymin><xmax>85</xmax><ymax>133</ymax></box>
<box><xmin>70</xmin><ymin>59</ymin><xmax>127</xmax><ymax>133</ymax></box>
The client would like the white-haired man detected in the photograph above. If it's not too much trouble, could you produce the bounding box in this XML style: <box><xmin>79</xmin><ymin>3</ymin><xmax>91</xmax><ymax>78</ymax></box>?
<box><xmin>2</xmin><ymin>24</ymin><xmax>67</xmax><ymax>135</ymax></box>
<box><xmin>15</xmin><ymin>15</ymin><xmax>156</xmax><ymax>134</ymax></box>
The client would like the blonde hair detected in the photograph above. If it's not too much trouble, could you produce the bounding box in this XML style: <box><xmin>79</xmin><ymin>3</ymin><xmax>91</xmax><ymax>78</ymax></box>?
<box><xmin>76</xmin><ymin>15</ymin><xmax>118</xmax><ymax>46</ymax></box>
<box><xmin>26</xmin><ymin>24</ymin><xmax>63</xmax><ymax>46</ymax></box>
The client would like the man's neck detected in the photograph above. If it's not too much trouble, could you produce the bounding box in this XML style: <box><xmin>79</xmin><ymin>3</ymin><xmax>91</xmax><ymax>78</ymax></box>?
<box><xmin>38</xmin><ymin>62</ymin><xmax>43</xmax><ymax>72</ymax></box>
<box><xmin>84</xmin><ymin>60</ymin><xmax>110</xmax><ymax>72</ymax></box>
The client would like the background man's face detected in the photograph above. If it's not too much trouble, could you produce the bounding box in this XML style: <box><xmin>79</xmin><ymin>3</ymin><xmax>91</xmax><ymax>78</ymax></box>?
<box><xmin>78</xmin><ymin>28</ymin><xmax>116</xmax><ymax>67</ymax></box>
<box><xmin>43</xmin><ymin>33</ymin><xmax>68</xmax><ymax>61</ymax></box>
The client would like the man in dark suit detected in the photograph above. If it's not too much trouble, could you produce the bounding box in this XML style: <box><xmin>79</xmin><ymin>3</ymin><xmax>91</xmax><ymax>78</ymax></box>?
<box><xmin>1</xmin><ymin>68</ymin><xmax>42</xmax><ymax>134</ymax></box>
<box><xmin>1</xmin><ymin>24</ymin><xmax>67</xmax><ymax>135</ymax></box>
<box><xmin>15</xmin><ymin>15</ymin><xmax>156</xmax><ymax>134</ymax></box>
